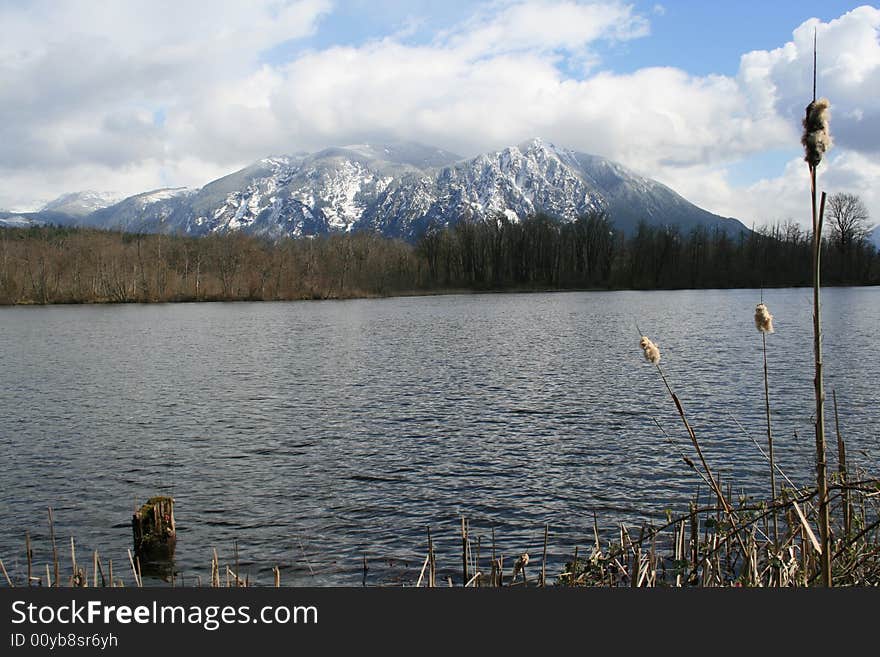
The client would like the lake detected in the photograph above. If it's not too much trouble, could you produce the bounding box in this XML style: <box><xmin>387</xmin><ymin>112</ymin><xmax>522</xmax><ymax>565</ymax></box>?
<box><xmin>1</xmin><ymin>288</ymin><xmax>878</xmax><ymax>585</ymax></box>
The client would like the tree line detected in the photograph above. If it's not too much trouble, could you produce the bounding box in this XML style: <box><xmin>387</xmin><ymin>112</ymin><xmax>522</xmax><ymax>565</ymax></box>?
<box><xmin>1</xmin><ymin>204</ymin><xmax>876</xmax><ymax>305</ymax></box>
<box><xmin>0</xmin><ymin>226</ymin><xmax>422</xmax><ymax>304</ymax></box>
<box><xmin>417</xmin><ymin>201</ymin><xmax>878</xmax><ymax>290</ymax></box>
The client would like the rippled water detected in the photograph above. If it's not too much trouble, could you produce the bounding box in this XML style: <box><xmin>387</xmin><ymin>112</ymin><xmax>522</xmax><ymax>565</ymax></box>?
<box><xmin>1</xmin><ymin>288</ymin><xmax>878</xmax><ymax>585</ymax></box>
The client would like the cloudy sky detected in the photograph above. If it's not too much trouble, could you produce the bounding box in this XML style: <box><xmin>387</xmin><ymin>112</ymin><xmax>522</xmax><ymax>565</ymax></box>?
<box><xmin>1</xmin><ymin>0</ymin><xmax>878</xmax><ymax>229</ymax></box>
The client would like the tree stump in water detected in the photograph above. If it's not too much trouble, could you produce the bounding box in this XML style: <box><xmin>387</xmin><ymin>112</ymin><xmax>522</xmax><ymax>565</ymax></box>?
<box><xmin>132</xmin><ymin>496</ymin><xmax>176</xmax><ymax>562</ymax></box>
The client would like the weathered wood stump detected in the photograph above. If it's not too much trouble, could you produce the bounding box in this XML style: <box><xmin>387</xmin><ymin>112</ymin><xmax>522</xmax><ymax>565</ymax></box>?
<box><xmin>132</xmin><ymin>496</ymin><xmax>176</xmax><ymax>562</ymax></box>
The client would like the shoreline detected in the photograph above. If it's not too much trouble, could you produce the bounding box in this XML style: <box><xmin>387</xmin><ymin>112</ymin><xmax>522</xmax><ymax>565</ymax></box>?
<box><xmin>2</xmin><ymin>282</ymin><xmax>877</xmax><ymax>308</ymax></box>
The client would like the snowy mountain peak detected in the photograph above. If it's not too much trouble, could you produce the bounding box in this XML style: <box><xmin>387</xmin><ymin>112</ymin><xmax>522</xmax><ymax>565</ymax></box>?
<box><xmin>517</xmin><ymin>136</ymin><xmax>555</xmax><ymax>153</ymax></box>
<box><xmin>133</xmin><ymin>187</ymin><xmax>195</xmax><ymax>208</ymax></box>
<box><xmin>337</xmin><ymin>141</ymin><xmax>462</xmax><ymax>169</ymax></box>
<box><xmin>259</xmin><ymin>156</ymin><xmax>294</xmax><ymax>170</ymax></box>
<box><xmin>41</xmin><ymin>190</ymin><xmax>123</xmax><ymax>216</ymax></box>
<box><xmin>510</xmin><ymin>138</ymin><xmax>581</xmax><ymax>169</ymax></box>
<box><xmin>516</xmin><ymin>136</ymin><xmax>561</xmax><ymax>155</ymax></box>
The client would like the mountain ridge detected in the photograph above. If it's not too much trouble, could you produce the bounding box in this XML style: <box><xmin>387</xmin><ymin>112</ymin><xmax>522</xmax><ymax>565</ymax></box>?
<box><xmin>3</xmin><ymin>139</ymin><xmax>747</xmax><ymax>241</ymax></box>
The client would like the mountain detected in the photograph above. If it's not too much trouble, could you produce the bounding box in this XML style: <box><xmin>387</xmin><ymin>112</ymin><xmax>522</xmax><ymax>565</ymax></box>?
<box><xmin>5</xmin><ymin>139</ymin><xmax>747</xmax><ymax>241</ymax></box>
<box><xmin>0</xmin><ymin>191</ymin><xmax>122</xmax><ymax>228</ymax></box>
<box><xmin>40</xmin><ymin>190</ymin><xmax>122</xmax><ymax>217</ymax></box>
<box><xmin>0</xmin><ymin>210</ymin><xmax>74</xmax><ymax>228</ymax></box>
<box><xmin>0</xmin><ymin>215</ymin><xmax>40</xmax><ymax>228</ymax></box>
<box><xmin>85</xmin><ymin>187</ymin><xmax>197</xmax><ymax>234</ymax></box>
<box><xmin>869</xmin><ymin>225</ymin><xmax>880</xmax><ymax>249</ymax></box>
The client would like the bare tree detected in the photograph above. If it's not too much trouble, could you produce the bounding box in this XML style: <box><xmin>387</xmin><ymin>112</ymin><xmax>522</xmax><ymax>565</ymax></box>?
<box><xmin>827</xmin><ymin>192</ymin><xmax>870</xmax><ymax>251</ymax></box>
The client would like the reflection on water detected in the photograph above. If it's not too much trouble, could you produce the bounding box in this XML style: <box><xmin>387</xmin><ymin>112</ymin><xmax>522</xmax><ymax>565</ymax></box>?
<box><xmin>1</xmin><ymin>288</ymin><xmax>878</xmax><ymax>585</ymax></box>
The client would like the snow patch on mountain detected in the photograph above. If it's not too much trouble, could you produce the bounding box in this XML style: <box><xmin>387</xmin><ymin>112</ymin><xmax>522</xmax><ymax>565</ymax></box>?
<box><xmin>137</xmin><ymin>188</ymin><xmax>194</xmax><ymax>208</ymax></box>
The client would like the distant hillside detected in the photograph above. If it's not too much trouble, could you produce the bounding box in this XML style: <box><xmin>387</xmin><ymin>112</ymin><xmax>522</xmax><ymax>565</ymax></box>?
<box><xmin>40</xmin><ymin>191</ymin><xmax>122</xmax><ymax>217</ymax></box>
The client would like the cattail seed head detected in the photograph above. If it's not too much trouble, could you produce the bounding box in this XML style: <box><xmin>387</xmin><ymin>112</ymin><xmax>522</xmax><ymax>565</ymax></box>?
<box><xmin>640</xmin><ymin>335</ymin><xmax>661</xmax><ymax>365</ymax></box>
<box><xmin>802</xmin><ymin>98</ymin><xmax>832</xmax><ymax>167</ymax></box>
<box><xmin>755</xmin><ymin>303</ymin><xmax>774</xmax><ymax>333</ymax></box>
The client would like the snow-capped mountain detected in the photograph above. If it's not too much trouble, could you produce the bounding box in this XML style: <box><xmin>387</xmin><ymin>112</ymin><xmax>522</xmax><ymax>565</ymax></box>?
<box><xmin>40</xmin><ymin>190</ymin><xmax>122</xmax><ymax>216</ymax></box>
<box><xmin>85</xmin><ymin>187</ymin><xmax>197</xmax><ymax>233</ymax></box>
<box><xmin>9</xmin><ymin>139</ymin><xmax>747</xmax><ymax>241</ymax></box>
<box><xmin>0</xmin><ymin>215</ymin><xmax>38</xmax><ymax>228</ymax></box>
<box><xmin>868</xmin><ymin>225</ymin><xmax>880</xmax><ymax>249</ymax></box>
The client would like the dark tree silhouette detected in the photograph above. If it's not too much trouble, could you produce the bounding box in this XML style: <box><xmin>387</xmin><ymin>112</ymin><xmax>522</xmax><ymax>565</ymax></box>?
<box><xmin>827</xmin><ymin>192</ymin><xmax>870</xmax><ymax>251</ymax></box>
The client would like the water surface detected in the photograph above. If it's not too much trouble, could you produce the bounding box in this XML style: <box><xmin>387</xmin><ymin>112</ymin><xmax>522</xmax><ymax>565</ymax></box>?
<box><xmin>1</xmin><ymin>288</ymin><xmax>878</xmax><ymax>584</ymax></box>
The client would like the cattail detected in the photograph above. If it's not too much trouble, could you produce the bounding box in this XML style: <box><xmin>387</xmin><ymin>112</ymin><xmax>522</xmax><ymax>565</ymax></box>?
<box><xmin>802</xmin><ymin>97</ymin><xmax>832</xmax><ymax>167</ymax></box>
<box><xmin>754</xmin><ymin>303</ymin><xmax>774</xmax><ymax>333</ymax></box>
<box><xmin>640</xmin><ymin>336</ymin><xmax>661</xmax><ymax>365</ymax></box>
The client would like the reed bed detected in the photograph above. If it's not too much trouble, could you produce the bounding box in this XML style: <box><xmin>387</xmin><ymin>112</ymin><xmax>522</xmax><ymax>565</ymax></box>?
<box><xmin>2</xmin><ymin>469</ymin><xmax>879</xmax><ymax>588</ymax></box>
<box><xmin>0</xmin><ymin>507</ymin><xmax>259</xmax><ymax>588</ymax></box>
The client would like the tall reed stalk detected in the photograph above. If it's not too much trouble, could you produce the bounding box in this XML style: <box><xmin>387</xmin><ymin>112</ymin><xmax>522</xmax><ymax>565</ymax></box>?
<box><xmin>755</xmin><ymin>302</ymin><xmax>778</xmax><ymax>550</ymax></box>
<box><xmin>802</xmin><ymin>32</ymin><xmax>833</xmax><ymax>585</ymax></box>
<box><xmin>810</xmin><ymin>168</ymin><xmax>831</xmax><ymax>586</ymax></box>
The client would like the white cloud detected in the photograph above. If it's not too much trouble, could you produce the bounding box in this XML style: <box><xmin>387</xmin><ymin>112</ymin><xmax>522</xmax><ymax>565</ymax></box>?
<box><xmin>0</xmin><ymin>158</ymin><xmax>235</xmax><ymax>211</ymax></box>
<box><xmin>0</xmin><ymin>0</ymin><xmax>878</xmax><ymax>234</ymax></box>
<box><xmin>441</xmin><ymin>0</ymin><xmax>649</xmax><ymax>57</ymax></box>
<box><xmin>0</xmin><ymin>0</ymin><xmax>331</xmax><ymax>208</ymax></box>
<box><xmin>654</xmin><ymin>152</ymin><xmax>880</xmax><ymax>235</ymax></box>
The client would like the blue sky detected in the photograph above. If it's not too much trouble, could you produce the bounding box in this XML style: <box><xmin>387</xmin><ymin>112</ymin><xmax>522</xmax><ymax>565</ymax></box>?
<box><xmin>610</xmin><ymin>1</ymin><xmax>867</xmax><ymax>74</ymax></box>
<box><xmin>1</xmin><ymin>1</ymin><xmax>878</xmax><ymax>227</ymax></box>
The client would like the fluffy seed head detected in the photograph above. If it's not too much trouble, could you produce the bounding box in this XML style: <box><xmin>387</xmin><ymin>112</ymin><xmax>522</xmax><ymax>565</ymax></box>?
<box><xmin>640</xmin><ymin>336</ymin><xmax>661</xmax><ymax>365</ymax></box>
<box><xmin>802</xmin><ymin>98</ymin><xmax>832</xmax><ymax>167</ymax></box>
<box><xmin>755</xmin><ymin>303</ymin><xmax>774</xmax><ymax>333</ymax></box>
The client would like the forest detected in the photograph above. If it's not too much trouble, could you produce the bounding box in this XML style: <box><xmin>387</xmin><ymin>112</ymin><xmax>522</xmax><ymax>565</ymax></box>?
<box><xmin>1</xmin><ymin>207</ymin><xmax>877</xmax><ymax>305</ymax></box>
